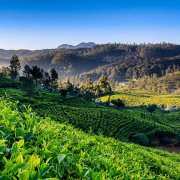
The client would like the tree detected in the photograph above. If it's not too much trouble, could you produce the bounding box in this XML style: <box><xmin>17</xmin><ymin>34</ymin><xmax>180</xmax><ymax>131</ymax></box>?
<box><xmin>9</xmin><ymin>55</ymin><xmax>21</xmax><ymax>79</ymax></box>
<box><xmin>66</xmin><ymin>79</ymin><xmax>74</xmax><ymax>94</ymax></box>
<box><xmin>50</xmin><ymin>68</ymin><xmax>58</xmax><ymax>91</ymax></box>
<box><xmin>31</xmin><ymin>66</ymin><xmax>43</xmax><ymax>85</ymax></box>
<box><xmin>59</xmin><ymin>89</ymin><xmax>67</xmax><ymax>98</ymax></box>
<box><xmin>23</xmin><ymin>65</ymin><xmax>32</xmax><ymax>78</ymax></box>
<box><xmin>43</xmin><ymin>72</ymin><xmax>51</xmax><ymax>90</ymax></box>
<box><xmin>19</xmin><ymin>77</ymin><xmax>35</xmax><ymax>98</ymax></box>
<box><xmin>80</xmin><ymin>78</ymin><xmax>93</xmax><ymax>94</ymax></box>
<box><xmin>111</xmin><ymin>99</ymin><xmax>125</xmax><ymax>109</ymax></box>
<box><xmin>147</xmin><ymin>104</ymin><xmax>158</xmax><ymax>113</ymax></box>
<box><xmin>96</xmin><ymin>75</ymin><xmax>112</xmax><ymax>95</ymax></box>
<box><xmin>51</xmin><ymin>68</ymin><xmax>58</xmax><ymax>82</ymax></box>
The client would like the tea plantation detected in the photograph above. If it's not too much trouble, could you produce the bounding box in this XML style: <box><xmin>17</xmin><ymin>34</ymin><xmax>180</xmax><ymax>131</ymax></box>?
<box><xmin>0</xmin><ymin>88</ymin><xmax>180</xmax><ymax>143</ymax></box>
<box><xmin>33</xmin><ymin>103</ymin><xmax>180</xmax><ymax>141</ymax></box>
<box><xmin>100</xmin><ymin>89</ymin><xmax>180</xmax><ymax>108</ymax></box>
<box><xmin>0</xmin><ymin>99</ymin><xmax>180</xmax><ymax>179</ymax></box>
<box><xmin>0</xmin><ymin>88</ymin><xmax>180</xmax><ymax>141</ymax></box>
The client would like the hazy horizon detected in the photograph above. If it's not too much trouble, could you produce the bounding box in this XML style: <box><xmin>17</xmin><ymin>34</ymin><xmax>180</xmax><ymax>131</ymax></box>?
<box><xmin>1</xmin><ymin>41</ymin><xmax>180</xmax><ymax>51</ymax></box>
<box><xmin>1</xmin><ymin>0</ymin><xmax>180</xmax><ymax>50</ymax></box>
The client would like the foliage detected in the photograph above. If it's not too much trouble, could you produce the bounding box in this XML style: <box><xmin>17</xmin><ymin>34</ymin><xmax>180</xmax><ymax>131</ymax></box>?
<box><xmin>50</xmin><ymin>68</ymin><xmax>58</xmax><ymax>91</ymax></box>
<box><xmin>59</xmin><ymin>89</ymin><xmax>67</xmax><ymax>97</ymax></box>
<box><xmin>19</xmin><ymin>77</ymin><xmax>35</xmax><ymax>97</ymax></box>
<box><xmin>111</xmin><ymin>98</ymin><xmax>125</xmax><ymax>108</ymax></box>
<box><xmin>18</xmin><ymin>43</ymin><xmax>180</xmax><ymax>83</ymax></box>
<box><xmin>30</xmin><ymin>65</ymin><xmax>44</xmax><ymax>84</ymax></box>
<box><xmin>131</xmin><ymin>133</ymin><xmax>150</xmax><ymax>146</ymax></box>
<box><xmin>79</xmin><ymin>76</ymin><xmax>112</xmax><ymax>96</ymax></box>
<box><xmin>100</xmin><ymin>89</ymin><xmax>180</xmax><ymax>108</ymax></box>
<box><xmin>128</xmin><ymin>72</ymin><xmax>180</xmax><ymax>94</ymax></box>
<box><xmin>34</xmin><ymin>103</ymin><xmax>179</xmax><ymax>141</ymax></box>
<box><xmin>147</xmin><ymin>104</ymin><xmax>158</xmax><ymax>113</ymax></box>
<box><xmin>9</xmin><ymin>54</ymin><xmax>21</xmax><ymax>79</ymax></box>
<box><xmin>0</xmin><ymin>76</ymin><xmax>19</xmax><ymax>88</ymax></box>
<box><xmin>23</xmin><ymin>64</ymin><xmax>32</xmax><ymax>78</ymax></box>
<box><xmin>0</xmin><ymin>87</ymin><xmax>179</xmax><ymax>142</ymax></box>
<box><xmin>0</xmin><ymin>66</ymin><xmax>11</xmax><ymax>77</ymax></box>
<box><xmin>0</xmin><ymin>99</ymin><xmax>180</xmax><ymax>179</ymax></box>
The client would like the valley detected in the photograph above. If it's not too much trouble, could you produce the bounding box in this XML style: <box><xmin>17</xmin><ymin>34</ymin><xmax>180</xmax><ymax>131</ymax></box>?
<box><xmin>0</xmin><ymin>44</ymin><xmax>179</xmax><ymax>179</ymax></box>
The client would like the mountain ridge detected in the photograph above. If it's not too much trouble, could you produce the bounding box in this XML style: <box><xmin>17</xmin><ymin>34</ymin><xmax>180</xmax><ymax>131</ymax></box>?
<box><xmin>57</xmin><ymin>42</ymin><xmax>96</xmax><ymax>49</ymax></box>
<box><xmin>0</xmin><ymin>43</ymin><xmax>180</xmax><ymax>83</ymax></box>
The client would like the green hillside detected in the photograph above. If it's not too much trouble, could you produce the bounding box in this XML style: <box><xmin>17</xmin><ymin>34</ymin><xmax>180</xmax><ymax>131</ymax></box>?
<box><xmin>100</xmin><ymin>89</ymin><xmax>180</xmax><ymax>108</ymax></box>
<box><xmin>0</xmin><ymin>88</ymin><xmax>179</xmax><ymax>145</ymax></box>
<box><xmin>34</xmin><ymin>104</ymin><xmax>180</xmax><ymax>141</ymax></box>
<box><xmin>0</xmin><ymin>76</ymin><xmax>19</xmax><ymax>88</ymax></box>
<box><xmin>0</xmin><ymin>99</ymin><xmax>180</xmax><ymax>179</ymax></box>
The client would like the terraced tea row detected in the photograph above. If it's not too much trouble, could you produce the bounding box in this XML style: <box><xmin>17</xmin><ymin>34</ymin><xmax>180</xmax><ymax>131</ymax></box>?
<box><xmin>0</xmin><ymin>99</ymin><xmax>180</xmax><ymax>179</ymax></box>
<box><xmin>100</xmin><ymin>90</ymin><xmax>180</xmax><ymax>107</ymax></box>
<box><xmin>33</xmin><ymin>104</ymin><xmax>177</xmax><ymax>140</ymax></box>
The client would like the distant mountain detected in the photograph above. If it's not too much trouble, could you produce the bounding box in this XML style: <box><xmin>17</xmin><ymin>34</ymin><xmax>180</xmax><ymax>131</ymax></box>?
<box><xmin>57</xmin><ymin>42</ymin><xmax>96</xmax><ymax>49</ymax></box>
<box><xmin>0</xmin><ymin>48</ymin><xmax>56</xmax><ymax>59</ymax></box>
<box><xmin>1</xmin><ymin>43</ymin><xmax>180</xmax><ymax>83</ymax></box>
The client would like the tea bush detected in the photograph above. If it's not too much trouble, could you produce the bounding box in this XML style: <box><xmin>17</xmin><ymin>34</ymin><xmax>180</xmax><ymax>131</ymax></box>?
<box><xmin>131</xmin><ymin>133</ymin><xmax>150</xmax><ymax>146</ymax></box>
<box><xmin>0</xmin><ymin>99</ymin><xmax>180</xmax><ymax>179</ymax></box>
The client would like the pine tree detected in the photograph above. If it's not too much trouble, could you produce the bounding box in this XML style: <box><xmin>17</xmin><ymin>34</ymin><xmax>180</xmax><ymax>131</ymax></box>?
<box><xmin>31</xmin><ymin>66</ymin><xmax>43</xmax><ymax>85</ymax></box>
<box><xmin>50</xmin><ymin>68</ymin><xmax>59</xmax><ymax>91</ymax></box>
<box><xmin>43</xmin><ymin>72</ymin><xmax>51</xmax><ymax>90</ymax></box>
<box><xmin>9</xmin><ymin>55</ymin><xmax>21</xmax><ymax>79</ymax></box>
<box><xmin>23</xmin><ymin>65</ymin><xmax>32</xmax><ymax>78</ymax></box>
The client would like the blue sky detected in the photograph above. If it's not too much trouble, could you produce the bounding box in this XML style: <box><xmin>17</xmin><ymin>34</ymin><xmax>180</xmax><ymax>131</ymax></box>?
<box><xmin>0</xmin><ymin>0</ymin><xmax>180</xmax><ymax>49</ymax></box>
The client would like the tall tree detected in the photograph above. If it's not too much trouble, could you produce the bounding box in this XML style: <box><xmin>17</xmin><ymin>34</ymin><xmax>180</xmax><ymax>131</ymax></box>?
<box><xmin>9</xmin><ymin>55</ymin><xmax>21</xmax><ymax>79</ymax></box>
<box><xmin>20</xmin><ymin>77</ymin><xmax>35</xmax><ymax>98</ymax></box>
<box><xmin>50</xmin><ymin>68</ymin><xmax>59</xmax><ymax>91</ymax></box>
<box><xmin>97</xmin><ymin>75</ymin><xmax>112</xmax><ymax>95</ymax></box>
<box><xmin>80</xmin><ymin>78</ymin><xmax>93</xmax><ymax>94</ymax></box>
<box><xmin>51</xmin><ymin>68</ymin><xmax>58</xmax><ymax>81</ymax></box>
<box><xmin>43</xmin><ymin>72</ymin><xmax>51</xmax><ymax>89</ymax></box>
<box><xmin>66</xmin><ymin>79</ymin><xmax>74</xmax><ymax>94</ymax></box>
<box><xmin>23</xmin><ymin>65</ymin><xmax>32</xmax><ymax>78</ymax></box>
<box><xmin>31</xmin><ymin>66</ymin><xmax>43</xmax><ymax>85</ymax></box>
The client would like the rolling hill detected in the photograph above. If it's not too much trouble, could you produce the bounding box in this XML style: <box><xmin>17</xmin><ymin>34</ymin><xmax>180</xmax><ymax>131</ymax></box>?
<box><xmin>0</xmin><ymin>97</ymin><xmax>180</xmax><ymax>179</ymax></box>
<box><xmin>57</xmin><ymin>42</ymin><xmax>96</xmax><ymax>49</ymax></box>
<box><xmin>0</xmin><ymin>87</ymin><xmax>179</xmax><ymax>146</ymax></box>
<box><xmin>0</xmin><ymin>43</ymin><xmax>180</xmax><ymax>82</ymax></box>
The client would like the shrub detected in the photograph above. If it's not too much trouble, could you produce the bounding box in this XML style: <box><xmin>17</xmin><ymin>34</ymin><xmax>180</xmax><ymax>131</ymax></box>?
<box><xmin>176</xmin><ymin>134</ymin><xmax>180</xmax><ymax>142</ymax></box>
<box><xmin>146</xmin><ymin>104</ymin><xmax>158</xmax><ymax>113</ymax></box>
<box><xmin>132</xmin><ymin>133</ymin><xmax>150</xmax><ymax>146</ymax></box>
<box><xmin>59</xmin><ymin>89</ymin><xmax>67</xmax><ymax>97</ymax></box>
<box><xmin>111</xmin><ymin>99</ymin><xmax>125</xmax><ymax>108</ymax></box>
<box><xmin>0</xmin><ymin>77</ymin><xmax>19</xmax><ymax>88</ymax></box>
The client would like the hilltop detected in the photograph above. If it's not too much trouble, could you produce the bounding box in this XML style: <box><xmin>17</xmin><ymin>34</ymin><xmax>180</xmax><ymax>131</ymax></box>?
<box><xmin>0</xmin><ymin>43</ymin><xmax>180</xmax><ymax>81</ymax></box>
<box><xmin>57</xmin><ymin>42</ymin><xmax>96</xmax><ymax>49</ymax></box>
